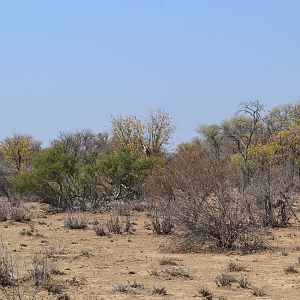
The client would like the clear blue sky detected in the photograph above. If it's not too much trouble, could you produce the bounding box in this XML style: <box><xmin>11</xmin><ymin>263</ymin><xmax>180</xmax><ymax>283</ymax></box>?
<box><xmin>0</xmin><ymin>1</ymin><xmax>299</xmax><ymax>146</ymax></box>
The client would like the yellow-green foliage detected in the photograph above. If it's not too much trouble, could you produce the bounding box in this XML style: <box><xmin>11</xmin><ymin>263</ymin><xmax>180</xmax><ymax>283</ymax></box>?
<box><xmin>0</xmin><ymin>134</ymin><xmax>40</xmax><ymax>173</ymax></box>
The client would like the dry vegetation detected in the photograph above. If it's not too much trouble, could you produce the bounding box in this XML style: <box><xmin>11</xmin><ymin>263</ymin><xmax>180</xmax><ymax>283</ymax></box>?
<box><xmin>0</xmin><ymin>198</ymin><xmax>299</xmax><ymax>299</ymax></box>
<box><xmin>0</xmin><ymin>103</ymin><xmax>300</xmax><ymax>299</ymax></box>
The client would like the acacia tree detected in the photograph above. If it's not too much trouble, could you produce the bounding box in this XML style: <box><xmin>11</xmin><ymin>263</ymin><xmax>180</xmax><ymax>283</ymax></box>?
<box><xmin>197</xmin><ymin>124</ymin><xmax>223</xmax><ymax>159</ymax></box>
<box><xmin>111</xmin><ymin>115</ymin><xmax>144</xmax><ymax>152</ymax></box>
<box><xmin>111</xmin><ymin>110</ymin><xmax>175</xmax><ymax>157</ymax></box>
<box><xmin>144</xmin><ymin>109</ymin><xmax>175</xmax><ymax>156</ymax></box>
<box><xmin>221</xmin><ymin>101</ymin><xmax>264</xmax><ymax>191</ymax></box>
<box><xmin>0</xmin><ymin>134</ymin><xmax>41</xmax><ymax>173</ymax></box>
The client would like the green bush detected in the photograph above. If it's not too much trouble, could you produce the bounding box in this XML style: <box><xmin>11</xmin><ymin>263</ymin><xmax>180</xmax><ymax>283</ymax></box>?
<box><xmin>97</xmin><ymin>146</ymin><xmax>162</xmax><ymax>199</ymax></box>
<box><xmin>10</xmin><ymin>144</ymin><xmax>162</xmax><ymax>209</ymax></box>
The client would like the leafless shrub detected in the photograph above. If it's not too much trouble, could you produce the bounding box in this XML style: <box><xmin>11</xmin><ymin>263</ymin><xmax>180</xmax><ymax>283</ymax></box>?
<box><xmin>124</xmin><ymin>216</ymin><xmax>134</xmax><ymax>234</ymax></box>
<box><xmin>152</xmin><ymin>286</ymin><xmax>167</xmax><ymax>295</ymax></box>
<box><xmin>10</xmin><ymin>206</ymin><xmax>31</xmax><ymax>222</ymax></box>
<box><xmin>227</xmin><ymin>261</ymin><xmax>246</xmax><ymax>272</ymax></box>
<box><xmin>147</xmin><ymin>149</ymin><xmax>270</xmax><ymax>253</ymax></box>
<box><xmin>112</xmin><ymin>281</ymin><xmax>143</xmax><ymax>294</ymax></box>
<box><xmin>284</xmin><ymin>265</ymin><xmax>298</xmax><ymax>274</ymax></box>
<box><xmin>94</xmin><ymin>214</ymin><xmax>133</xmax><ymax>236</ymax></box>
<box><xmin>237</xmin><ymin>276</ymin><xmax>251</xmax><ymax>289</ymax></box>
<box><xmin>129</xmin><ymin>281</ymin><xmax>144</xmax><ymax>289</ymax></box>
<box><xmin>172</xmin><ymin>188</ymin><xmax>270</xmax><ymax>253</ymax></box>
<box><xmin>146</xmin><ymin>204</ymin><xmax>174</xmax><ymax>235</ymax></box>
<box><xmin>64</xmin><ymin>214</ymin><xmax>88</xmax><ymax>230</ymax></box>
<box><xmin>112</xmin><ymin>282</ymin><xmax>131</xmax><ymax>293</ymax></box>
<box><xmin>251</xmin><ymin>287</ymin><xmax>266</xmax><ymax>297</ymax></box>
<box><xmin>246</xmin><ymin>164</ymin><xmax>298</xmax><ymax>228</ymax></box>
<box><xmin>30</xmin><ymin>254</ymin><xmax>52</xmax><ymax>287</ymax></box>
<box><xmin>106</xmin><ymin>213</ymin><xmax>122</xmax><ymax>234</ymax></box>
<box><xmin>215</xmin><ymin>273</ymin><xmax>236</xmax><ymax>287</ymax></box>
<box><xmin>0</xmin><ymin>241</ymin><xmax>43</xmax><ymax>300</ymax></box>
<box><xmin>93</xmin><ymin>220</ymin><xmax>107</xmax><ymax>236</ymax></box>
<box><xmin>197</xmin><ymin>287</ymin><xmax>213</xmax><ymax>299</ymax></box>
<box><xmin>163</xmin><ymin>266</ymin><xmax>190</xmax><ymax>278</ymax></box>
<box><xmin>44</xmin><ymin>242</ymin><xmax>66</xmax><ymax>258</ymax></box>
<box><xmin>0</xmin><ymin>243</ymin><xmax>17</xmax><ymax>287</ymax></box>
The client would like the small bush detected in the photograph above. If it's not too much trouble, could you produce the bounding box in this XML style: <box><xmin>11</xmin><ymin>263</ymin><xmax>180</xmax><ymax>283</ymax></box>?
<box><xmin>10</xmin><ymin>206</ymin><xmax>31</xmax><ymax>222</ymax></box>
<box><xmin>284</xmin><ymin>265</ymin><xmax>298</xmax><ymax>274</ymax></box>
<box><xmin>198</xmin><ymin>287</ymin><xmax>213</xmax><ymax>299</ymax></box>
<box><xmin>106</xmin><ymin>213</ymin><xmax>122</xmax><ymax>234</ymax></box>
<box><xmin>147</xmin><ymin>205</ymin><xmax>174</xmax><ymax>235</ymax></box>
<box><xmin>163</xmin><ymin>266</ymin><xmax>190</xmax><ymax>278</ymax></box>
<box><xmin>238</xmin><ymin>276</ymin><xmax>251</xmax><ymax>289</ymax></box>
<box><xmin>30</xmin><ymin>255</ymin><xmax>52</xmax><ymax>287</ymax></box>
<box><xmin>112</xmin><ymin>283</ymin><xmax>131</xmax><ymax>293</ymax></box>
<box><xmin>112</xmin><ymin>281</ymin><xmax>143</xmax><ymax>294</ymax></box>
<box><xmin>215</xmin><ymin>273</ymin><xmax>236</xmax><ymax>287</ymax></box>
<box><xmin>0</xmin><ymin>244</ymin><xmax>17</xmax><ymax>287</ymax></box>
<box><xmin>93</xmin><ymin>220</ymin><xmax>107</xmax><ymax>236</ymax></box>
<box><xmin>152</xmin><ymin>286</ymin><xmax>167</xmax><ymax>295</ymax></box>
<box><xmin>64</xmin><ymin>214</ymin><xmax>88</xmax><ymax>230</ymax></box>
<box><xmin>251</xmin><ymin>287</ymin><xmax>266</xmax><ymax>297</ymax></box>
<box><xmin>124</xmin><ymin>216</ymin><xmax>134</xmax><ymax>234</ymax></box>
<box><xmin>227</xmin><ymin>261</ymin><xmax>246</xmax><ymax>272</ymax></box>
<box><xmin>129</xmin><ymin>281</ymin><xmax>144</xmax><ymax>289</ymax></box>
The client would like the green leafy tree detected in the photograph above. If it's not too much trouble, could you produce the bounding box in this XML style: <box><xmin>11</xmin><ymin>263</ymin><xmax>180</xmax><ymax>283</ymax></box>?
<box><xmin>98</xmin><ymin>146</ymin><xmax>162</xmax><ymax>199</ymax></box>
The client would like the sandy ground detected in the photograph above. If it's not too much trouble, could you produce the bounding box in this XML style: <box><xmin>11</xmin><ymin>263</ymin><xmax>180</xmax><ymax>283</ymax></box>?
<box><xmin>0</xmin><ymin>201</ymin><xmax>299</xmax><ymax>300</ymax></box>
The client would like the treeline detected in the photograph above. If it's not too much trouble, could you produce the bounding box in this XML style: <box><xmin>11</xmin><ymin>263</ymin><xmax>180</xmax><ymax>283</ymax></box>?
<box><xmin>0</xmin><ymin>109</ymin><xmax>173</xmax><ymax>209</ymax></box>
<box><xmin>0</xmin><ymin>102</ymin><xmax>299</xmax><ymax>252</ymax></box>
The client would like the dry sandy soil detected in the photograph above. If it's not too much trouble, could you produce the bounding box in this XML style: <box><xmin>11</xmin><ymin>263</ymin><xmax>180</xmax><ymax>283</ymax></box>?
<box><xmin>0</xmin><ymin>200</ymin><xmax>299</xmax><ymax>300</ymax></box>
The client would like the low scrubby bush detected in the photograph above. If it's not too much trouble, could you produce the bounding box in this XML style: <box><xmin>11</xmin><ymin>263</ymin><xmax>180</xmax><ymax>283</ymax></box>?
<box><xmin>152</xmin><ymin>286</ymin><xmax>167</xmax><ymax>295</ymax></box>
<box><xmin>215</xmin><ymin>273</ymin><xmax>236</xmax><ymax>287</ymax></box>
<box><xmin>64</xmin><ymin>214</ymin><xmax>88</xmax><ymax>229</ymax></box>
<box><xmin>93</xmin><ymin>220</ymin><xmax>107</xmax><ymax>236</ymax></box>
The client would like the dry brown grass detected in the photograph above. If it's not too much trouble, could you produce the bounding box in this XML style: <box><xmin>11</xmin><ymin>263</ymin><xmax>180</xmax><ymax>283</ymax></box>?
<box><xmin>0</xmin><ymin>199</ymin><xmax>299</xmax><ymax>299</ymax></box>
